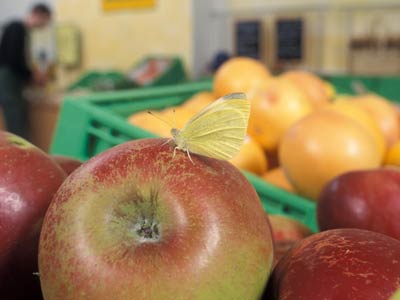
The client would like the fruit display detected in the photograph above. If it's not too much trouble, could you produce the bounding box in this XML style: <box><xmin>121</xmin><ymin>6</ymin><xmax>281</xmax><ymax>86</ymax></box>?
<box><xmin>213</xmin><ymin>56</ymin><xmax>271</xmax><ymax>97</ymax></box>
<box><xmin>352</xmin><ymin>93</ymin><xmax>399</xmax><ymax>147</ymax></box>
<box><xmin>247</xmin><ymin>77</ymin><xmax>313</xmax><ymax>151</ymax></box>
<box><xmin>51</xmin><ymin>155</ymin><xmax>83</xmax><ymax>175</ymax></box>
<box><xmin>3</xmin><ymin>54</ymin><xmax>398</xmax><ymax>299</ymax></box>
<box><xmin>317</xmin><ymin>168</ymin><xmax>400</xmax><ymax>240</ymax></box>
<box><xmin>385</xmin><ymin>140</ymin><xmax>400</xmax><ymax>166</ymax></box>
<box><xmin>126</xmin><ymin>57</ymin><xmax>400</xmax><ymax>206</ymax></box>
<box><xmin>0</xmin><ymin>132</ymin><xmax>66</xmax><ymax>299</ymax></box>
<box><xmin>38</xmin><ymin>138</ymin><xmax>274</xmax><ymax>300</ymax></box>
<box><xmin>279</xmin><ymin>110</ymin><xmax>381</xmax><ymax>200</ymax></box>
<box><xmin>262</xmin><ymin>168</ymin><xmax>295</xmax><ymax>193</ymax></box>
<box><xmin>281</xmin><ymin>70</ymin><xmax>333</xmax><ymax>108</ymax></box>
<box><xmin>264</xmin><ymin>228</ymin><xmax>400</xmax><ymax>300</ymax></box>
<box><xmin>230</xmin><ymin>135</ymin><xmax>268</xmax><ymax>175</ymax></box>
<box><xmin>267</xmin><ymin>214</ymin><xmax>312</xmax><ymax>265</ymax></box>
<box><xmin>323</xmin><ymin>98</ymin><xmax>386</xmax><ymax>160</ymax></box>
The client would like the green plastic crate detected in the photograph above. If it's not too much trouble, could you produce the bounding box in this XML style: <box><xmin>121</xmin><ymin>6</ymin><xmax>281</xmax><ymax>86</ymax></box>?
<box><xmin>128</xmin><ymin>56</ymin><xmax>187</xmax><ymax>87</ymax></box>
<box><xmin>68</xmin><ymin>56</ymin><xmax>187</xmax><ymax>93</ymax></box>
<box><xmin>51</xmin><ymin>80</ymin><xmax>318</xmax><ymax>232</ymax></box>
<box><xmin>323</xmin><ymin>75</ymin><xmax>400</xmax><ymax>103</ymax></box>
<box><xmin>67</xmin><ymin>71</ymin><xmax>133</xmax><ymax>92</ymax></box>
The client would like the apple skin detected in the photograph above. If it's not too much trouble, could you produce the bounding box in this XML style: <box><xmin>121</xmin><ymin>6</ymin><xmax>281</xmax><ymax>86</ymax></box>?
<box><xmin>51</xmin><ymin>155</ymin><xmax>83</xmax><ymax>175</ymax></box>
<box><xmin>39</xmin><ymin>138</ymin><xmax>274</xmax><ymax>300</ymax></box>
<box><xmin>317</xmin><ymin>168</ymin><xmax>400</xmax><ymax>240</ymax></box>
<box><xmin>0</xmin><ymin>131</ymin><xmax>66</xmax><ymax>299</ymax></box>
<box><xmin>268</xmin><ymin>214</ymin><xmax>312</xmax><ymax>241</ymax></box>
<box><xmin>267</xmin><ymin>214</ymin><xmax>312</xmax><ymax>265</ymax></box>
<box><xmin>391</xmin><ymin>289</ymin><xmax>400</xmax><ymax>300</ymax></box>
<box><xmin>263</xmin><ymin>228</ymin><xmax>400</xmax><ymax>300</ymax></box>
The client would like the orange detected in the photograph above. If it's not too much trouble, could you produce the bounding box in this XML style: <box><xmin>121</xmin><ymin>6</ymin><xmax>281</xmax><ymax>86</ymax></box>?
<box><xmin>279</xmin><ymin>110</ymin><xmax>381</xmax><ymax>200</ymax></box>
<box><xmin>352</xmin><ymin>93</ymin><xmax>399</xmax><ymax>147</ymax></box>
<box><xmin>323</xmin><ymin>81</ymin><xmax>336</xmax><ymax>101</ymax></box>
<box><xmin>385</xmin><ymin>140</ymin><xmax>400</xmax><ymax>166</ymax></box>
<box><xmin>281</xmin><ymin>70</ymin><xmax>332</xmax><ymax>108</ymax></box>
<box><xmin>128</xmin><ymin>111</ymin><xmax>171</xmax><ymax>137</ymax></box>
<box><xmin>161</xmin><ymin>107</ymin><xmax>193</xmax><ymax>129</ymax></box>
<box><xmin>213</xmin><ymin>57</ymin><xmax>271</xmax><ymax>98</ymax></box>
<box><xmin>229</xmin><ymin>136</ymin><xmax>268</xmax><ymax>175</ymax></box>
<box><xmin>128</xmin><ymin>107</ymin><xmax>194</xmax><ymax>137</ymax></box>
<box><xmin>247</xmin><ymin>77</ymin><xmax>313</xmax><ymax>151</ymax></box>
<box><xmin>262</xmin><ymin>168</ymin><xmax>295</xmax><ymax>193</ymax></box>
<box><xmin>324</xmin><ymin>99</ymin><xmax>386</xmax><ymax>161</ymax></box>
<box><xmin>182</xmin><ymin>91</ymin><xmax>216</xmax><ymax>113</ymax></box>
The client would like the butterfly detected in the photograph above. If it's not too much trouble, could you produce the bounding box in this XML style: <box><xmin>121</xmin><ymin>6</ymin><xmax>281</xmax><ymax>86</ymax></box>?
<box><xmin>170</xmin><ymin>92</ymin><xmax>250</xmax><ymax>161</ymax></box>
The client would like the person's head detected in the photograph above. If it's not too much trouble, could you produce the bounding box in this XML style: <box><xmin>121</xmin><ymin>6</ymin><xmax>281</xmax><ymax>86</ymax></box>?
<box><xmin>25</xmin><ymin>3</ymin><xmax>52</xmax><ymax>29</ymax></box>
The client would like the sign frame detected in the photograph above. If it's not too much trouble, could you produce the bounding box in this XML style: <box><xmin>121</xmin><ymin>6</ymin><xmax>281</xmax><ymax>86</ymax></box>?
<box><xmin>102</xmin><ymin>0</ymin><xmax>156</xmax><ymax>11</ymax></box>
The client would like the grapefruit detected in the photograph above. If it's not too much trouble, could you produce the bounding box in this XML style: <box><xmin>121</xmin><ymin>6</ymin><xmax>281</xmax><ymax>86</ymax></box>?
<box><xmin>281</xmin><ymin>70</ymin><xmax>332</xmax><ymax>108</ymax></box>
<box><xmin>213</xmin><ymin>57</ymin><xmax>271</xmax><ymax>98</ymax></box>
<box><xmin>247</xmin><ymin>77</ymin><xmax>313</xmax><ymax>151</ymax></box>
<box><xmin>262</xmin><ymin>168</ymin><xmax>295</xmax><ymax>193</ymax></box>
<box><xmin>353</xmin><ymin>93</ymin><xmax>399</xmax><ymax>147</ymax></box>
<box><xmin>279</xmin><ymin>110</ymin><xmax>381</xmax><ymax>200</ymax></box>
<box><xmin>128</xmin><ymin>111</ymin><xmax>171</xmax><ymax>137</ymax></box>
<box><xmin>229</xmin><ymin>136</ymin><xmax>268</xmax><ymax>175</ymax></box>
<box><xmin>385</xmin><ymin>140</ymin><xmax>400</xmax><ymax>166</ymax></box>
<box><xmin>182</xmin><ymin>92</ymin><xmax>216</xmax><ymax>114</ymax></box>
<box><xmin>324</xmin><ymin>99</ymin><xmax>386</xmax><ymax>161</ymax></box>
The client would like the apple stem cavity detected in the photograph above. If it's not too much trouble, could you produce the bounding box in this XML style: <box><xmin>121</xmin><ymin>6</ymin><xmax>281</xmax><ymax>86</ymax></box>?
<box><xmin>134</xmin><ymin>218</ymin><xmax>160</xmax><ymax>242</ymax></box>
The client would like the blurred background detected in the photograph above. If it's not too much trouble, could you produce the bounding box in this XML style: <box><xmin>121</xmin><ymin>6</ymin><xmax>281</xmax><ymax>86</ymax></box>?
<box><xmin>0</xmin><ymin>0</ymin><xmax>399</xmax><ymax>151</ymax></box>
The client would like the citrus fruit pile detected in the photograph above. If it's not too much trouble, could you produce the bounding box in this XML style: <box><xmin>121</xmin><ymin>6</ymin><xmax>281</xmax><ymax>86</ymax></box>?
<box><xmin>128</xmin><ymin>57</ymin><xmax>400</xmax><ymax>201</ymax></box>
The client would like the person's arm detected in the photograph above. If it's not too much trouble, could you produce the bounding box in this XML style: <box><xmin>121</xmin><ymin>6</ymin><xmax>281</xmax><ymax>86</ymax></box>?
<box><xmin>2</xmin><ymin>22</ymin><xmax>32</xmax><ymax>81</ymax></box>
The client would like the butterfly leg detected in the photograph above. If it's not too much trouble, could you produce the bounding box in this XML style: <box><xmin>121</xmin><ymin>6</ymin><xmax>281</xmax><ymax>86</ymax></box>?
<box><xmin>186</xmin><ymin>149</ymin><xmax>194</xmax><ymax>164</ymax></box>
<box><xmin>173</xmin><ymin>146</ymin><xmax>178</xmax><ymax>158</ymax></box>
<box><xmin>161</xmin><ymin>138</ymin><xmax>173</xmax><ymax>147</ymax></box>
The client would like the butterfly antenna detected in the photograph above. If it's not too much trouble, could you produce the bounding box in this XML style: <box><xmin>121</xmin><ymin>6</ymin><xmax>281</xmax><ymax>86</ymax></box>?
<box><xmin>172</xmin><ymin>108</ymin><xmax>177</xmax><ymax>129</ymax></box>
<box><xmin>147</xmin><ymin>111</ymin><xmax>174</xmax><ymax>128</ymax></box>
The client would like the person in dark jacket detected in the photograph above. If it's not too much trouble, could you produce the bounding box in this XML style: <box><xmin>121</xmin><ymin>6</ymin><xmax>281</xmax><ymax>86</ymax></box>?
<box><xmin>0</xmin><ymin>3</ymin><xmax>51</xmax><ymax>138</ymax></box>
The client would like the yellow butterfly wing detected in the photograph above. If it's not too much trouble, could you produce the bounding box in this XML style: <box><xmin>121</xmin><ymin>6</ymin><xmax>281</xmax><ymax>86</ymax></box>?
<box><xmin>174</xmin><ymin>93</ymin><xmax>250</xmax><ymax>160</ymax></box>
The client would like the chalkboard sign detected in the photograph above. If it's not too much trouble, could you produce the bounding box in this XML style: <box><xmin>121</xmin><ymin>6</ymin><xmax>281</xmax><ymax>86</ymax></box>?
<box><xmin>235</xmin><ymin>20</ymin><xmax>261</xmax><ymax>59</ymax></box>
<box><xmin>276</xmin><ymin>19</ymin><xmax>303</xmax><ymax>61</ymax></box>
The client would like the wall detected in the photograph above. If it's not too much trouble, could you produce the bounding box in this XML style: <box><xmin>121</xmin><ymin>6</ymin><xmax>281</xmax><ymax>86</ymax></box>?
<box><xmin>192</xmin><ymin>0</ymin><xmax>231</xmax><ymax>78</ymax></box>
<box><xmin>55</xmin><ymin>0</ymin><xmax>192</xmax><ymax>86</ymax></box>
<box><xmin>212</xmin><ymin>0</ymin><xmax>400</xmax><ymax>74</ymax></box>
<box><xmin>0</xmin><ymin>0</ymin><xmax>55</xmax><ymax>23</ymax></box>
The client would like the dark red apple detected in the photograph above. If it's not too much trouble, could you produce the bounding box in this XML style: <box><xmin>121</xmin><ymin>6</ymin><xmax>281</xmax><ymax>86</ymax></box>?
<box><xmin>317</xmin><ymin>168</ymin><xmax>400</xmax><ymax>240</ymax></box>
<box><xmin>0</xmin><ymin>131</ymin><xmax>66</xmax><ymax>299</ymax></box>
<box><xmin>39</xmin><ymin>138</ymin><xmax>274</xmax><ymax>300</ymax></box>
<box><xmin>263</xmin><ymin>228</ymin><xmax>400</xmax><ymax>300</ymax></box>
<box><xmin>51</xmin><ymin>155</ymin><xmax>83</xmax><ymax>175</ymax></box>
<box><xmin>267</xmin><ymin>214</ymin><xmax>312</xmax><ymax>265</ymax></box>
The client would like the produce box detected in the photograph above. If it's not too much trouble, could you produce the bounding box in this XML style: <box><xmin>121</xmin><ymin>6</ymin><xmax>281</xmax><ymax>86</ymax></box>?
<box><xmin>323</xmin><ymin>75</ymin><xmax>400</xmax><ymax>103</ymax></box>
<box><xmin>51</xmin><ymin>80</ymin><xmax>318</xmax><ymax>231</ymax></box>
<box><xmin>68</xmin><ymin>56</ymin><xmax>187</xmax><ymax>93</ymax></box>
<box><xmin>126</xmin><ymin>56</ymin><xmax>187</xmax><ymax>87</ymax></box>
<box><xmin>67</xmin><ymin>70</ymin><xmax>134</xmax><ymax>92</ymax></box>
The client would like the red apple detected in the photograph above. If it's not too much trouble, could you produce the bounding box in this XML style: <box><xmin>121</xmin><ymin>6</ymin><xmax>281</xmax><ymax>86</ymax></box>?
<box><xmin>264</xmin><ymin>228</ymin><xmax>400</xmax><ymax>300</ymax></box>
<box><xmin>51</xmin><ymin>155</ymin><xmax>83</xmax><ymax>175</ymax></box>
<box><xmin>392</xmin><ymin>289</ymin><xmax>400</xmax><ymax>300</ymax></box>
<box><xmin>0</xmin><ymin>131</ymin><xmax>66</xmax><ymax>299</ymax></box>
<box><xmin>39</xmin><ymin>138</ymin><xmax>274</xmax><ymax>300</ymax></box>
<box><xmin>317</xmin><ymin>168</ymin><xmax>400</xmax><ymax>240</ymax></box>
<box><xmin>267</xmin><ymin>214</ymin><xmax>312</xmax><ymax>265</ymax></box>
